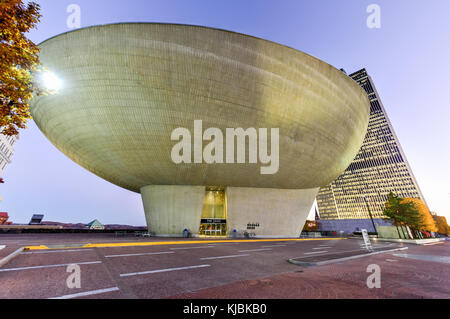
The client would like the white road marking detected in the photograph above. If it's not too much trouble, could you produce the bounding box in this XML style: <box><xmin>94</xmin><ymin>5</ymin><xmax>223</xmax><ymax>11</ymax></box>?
<box><xmin>120</xmin><ymin>264</ymin><xmax>211</xmax><ymax>277</ymax></box>
<box><xmin>21</xmin><ymin>249</ymin><xmax>94</xmax><ymax>254</ymax></box>
<box><xmin>49</xmin><ymin>287</ymin><xmax>120</xmax><ymax>299</ymax></box>
<box><xmin>170</xmin><ymin>246</ymin><xmax>214</xmax><ymax>250</ymax></box>
<box><xmin>392</xmin><ymin>253</ymin><xmax>450</xmax><ymax>264</ymax></box>
<box><xmin>105</xmin><ymin>251</ymin><xmax>174</xmax><ymax>258</ymax></box>
<box><xmin>423</xmin><ymin>242</ymin><xmax>444</xmax><ymax>246</ymax></box>
<box><xmin>304</xmin><ymin>251</ymin><xmax>328</xmax><ymax>255</ymax></box>
<box><xmin>200</xmin><ymin>254</ymin><xmax>250</xmax><ymax>260</ymax></box>
<box><xmin>238</xmin><ymin>248</ymin><xmax>272</xmax><ymax>253</ymax></box>
<box><xmin>262</xmin><ymin>245</ymin><xmax>286</xmax><ymax>248</ymax></box>
<box><xmin>292</xmin><ymin>246</ymin><xmax>405</xmax><ymax>260</ymax></box>
<box><xmin>385</xmin><ymin>259</ymin><xmax>398</xmax><ymax>262</ymax></box>
<box><xmin>0</xmin><ymin>261</ymin><xmax>102</xmax><ymax>272</ymax></box>
<box><xmin>313</xmin><ymin>247</ymin><xmax>331</xmax><ymax>249</ymax></box>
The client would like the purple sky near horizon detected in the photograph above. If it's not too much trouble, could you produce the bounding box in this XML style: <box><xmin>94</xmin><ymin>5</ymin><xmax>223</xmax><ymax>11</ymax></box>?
<box><xmin>1</xmin><ymin>0</ymin><xmax>449</xmax><ymax>226</ymax></box>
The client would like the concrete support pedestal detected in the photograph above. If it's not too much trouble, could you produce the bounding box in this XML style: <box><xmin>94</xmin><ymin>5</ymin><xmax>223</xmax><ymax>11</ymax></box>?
<box><xmin>141</xmin><ymin>185</ymin><xmax>319</xmax><ymax>238</ymax></box>
<box><xmin>140</xmin><ymin>185</ymin><xmax>205</xmax><ymax>237</ymax></box>
<box><xmin>226</xmin><ymin>187</ymin><xmax>319</xmax><ymax>238</ymax></box>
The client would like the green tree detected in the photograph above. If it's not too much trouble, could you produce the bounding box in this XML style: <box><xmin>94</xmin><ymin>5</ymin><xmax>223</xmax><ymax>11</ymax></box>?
<box><xmin>400</xmin><ymin>200</ymin><xmax>424</xmax><ymax>239</ymax></box>
<box><xmin>383</xmin><ymin>192</ymin><xmax>422</xmax><ymax>239</ymax></box>
<box><xmin>383</xmin><ymin>192</ymin><xmax>404</xmax><ymax>238</ymax></box>
<box><xmin>0</xmin><ymin>0</ymin><xmax>41</xmax><ymax>136</ymax></box>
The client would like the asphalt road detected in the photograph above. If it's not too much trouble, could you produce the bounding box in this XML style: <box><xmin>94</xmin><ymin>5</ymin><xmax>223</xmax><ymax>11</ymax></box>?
<box><xmin>0</xmin><ymin>234</ymin><xmax>448</xmax><ymax>299</ymax></box>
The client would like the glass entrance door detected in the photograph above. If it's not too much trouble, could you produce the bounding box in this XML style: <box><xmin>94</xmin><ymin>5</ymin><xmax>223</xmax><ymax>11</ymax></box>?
<box><xmin>199</xmin><ymin>187</ymin><xmax>227</xmax><ymax>237</ymax></box>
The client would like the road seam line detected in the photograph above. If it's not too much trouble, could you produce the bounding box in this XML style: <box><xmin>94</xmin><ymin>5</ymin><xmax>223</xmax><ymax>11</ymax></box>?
<box><xmin>120</xmin><ymin>264</ymin><xmax>211</xmax><ymax>277</ymax></box>
<box><xmin>0</xmin><ymin>260</ymin><xmax>102</xmax><ymax>272</ymax></box>
<box><xmin>262</xmin><ymin>245</ymin><xmax>286</xmax><ymax>248</ymax></box>
<box><xmin>200</xmin><ymin>254</ymin><xmax>250</xmax><ymax>260</ymax></box>
<box><xmin>170</xmin><ymin>246</ymin><xmax>214</xmax><ymax>250</ymax></box>
<box><xmin>105</xmin><ymin>251</ymin><xmax>174</xmax><ymax>258</ymax></box>
<box><xmin>21</xmin><ymin>249</ymin><xmax>94</xmax><ymax>254</ymax></box>
<box><xmin>238</xmin><ymin>248</ymin><xmax>272</xmax><ymax>252</ymax></box>
<box><xmin>49</xmin><ymin>287</ymin><xmax>120</xmax><ymax>299</ymax></box>
<box><xmin>0</xmin><ymin>247</ymin><xmax>24</xmax><ymax>268</ymax></box>
<box><xmin>304</xmin><ymin>251</ymin><xmax>328</xmax><ymax>255</ymax></box>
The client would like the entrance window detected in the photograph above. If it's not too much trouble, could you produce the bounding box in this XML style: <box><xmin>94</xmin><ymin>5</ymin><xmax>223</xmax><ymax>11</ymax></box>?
<box><xmin>199</xmin><ymin>187</ymin><xmax>227</xmax><ymax>237</ymax></box>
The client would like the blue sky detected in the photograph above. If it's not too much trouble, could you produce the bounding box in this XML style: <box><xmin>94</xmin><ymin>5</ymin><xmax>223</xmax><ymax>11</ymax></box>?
<box><xmin>1</xmin><ymin>0</ymin><xmax>449</xmax><ymax>225</ymax></box>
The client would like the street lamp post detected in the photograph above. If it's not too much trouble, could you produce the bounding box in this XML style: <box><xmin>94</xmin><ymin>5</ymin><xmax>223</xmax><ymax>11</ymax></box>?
<box><xmin>363</xmin><ymin>195</ymin><xmax>378</xmax><ymax>235</ymax></box>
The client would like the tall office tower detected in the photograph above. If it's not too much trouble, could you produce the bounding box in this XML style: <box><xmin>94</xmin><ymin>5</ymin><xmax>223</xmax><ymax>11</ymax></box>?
<box><xmin>0</xmin><ymin>134</ymin><xmax>18</xmax><ymax>178</ymax></box>
<box><xmin>316</xmin><ymin>68</ymin><xmax>425</xmax><ymax>220</ymax></box>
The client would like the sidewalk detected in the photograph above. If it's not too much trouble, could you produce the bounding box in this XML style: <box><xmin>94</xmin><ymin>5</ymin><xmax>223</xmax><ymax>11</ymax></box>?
<box><xmin>168</xmin><ymin>242</ymin><xmax>450</xmax><ymax>299</ymax></box>
<box><xmin>375</xmin><ymin>238</ymin><xmax>446</xmax><ymax>245</ymax></box>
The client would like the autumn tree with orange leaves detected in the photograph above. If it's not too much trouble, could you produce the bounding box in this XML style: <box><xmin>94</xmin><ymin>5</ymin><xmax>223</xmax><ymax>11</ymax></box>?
<box><xmin>401</xmin><ymin>198</ymin><xmax>437</xmax><ymax>232</ymax></box>
<box><xmin>0</xmin><ymin>0</ymin><xmax>41</xmax><ymax>136</ymax></box>
<box><xmin>432</xmin><ymin>214</ymin><xmax>450</xmax><ymax>235</ymax></box>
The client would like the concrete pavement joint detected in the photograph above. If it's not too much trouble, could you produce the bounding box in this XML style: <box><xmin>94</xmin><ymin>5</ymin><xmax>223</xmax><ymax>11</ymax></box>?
<box><xmin>0</xmin><ymin>260</ymin><xmax>102</xmax><ymax>272</ymax></box>
<box><xmin>21</xmin><ymin>248</ymin><xmax>94</xmax><ymax>254</ymax></box>
<box><xmin>105</xmin><ymin>251</ymin><xmax>174</xmax><ymax>258</ymax></box>
<box><xmin>49</xmin><ymin>287</ymin><xmax>120</xmax><ymax>299</ymax></box>
<box><xmin>120</xmin><ymin>264</ymin><xmax>211</xmax><ymax>277</ymax></box>
<box><xmin>200</xmin><ymin>254</ymin><xmax>250</xmax><ymax>260</ymax></box>
<box><xmin>238</xmin><ymin>248</ymin><xmax>272</xmax><ymax>252</ymax></box>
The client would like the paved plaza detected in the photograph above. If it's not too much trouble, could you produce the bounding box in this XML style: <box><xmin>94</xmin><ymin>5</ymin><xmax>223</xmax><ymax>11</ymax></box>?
<box><xmin>0</xmin><ymin>234</ymin><xmax>448</xmax><ymax>299</ymax></box>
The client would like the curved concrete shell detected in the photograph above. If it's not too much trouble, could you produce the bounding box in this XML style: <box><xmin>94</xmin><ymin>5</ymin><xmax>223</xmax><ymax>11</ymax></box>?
<box><xmin>31</xmin><ymin>23</ymin><xmax>370</xmax><ymax>237</ymax></box>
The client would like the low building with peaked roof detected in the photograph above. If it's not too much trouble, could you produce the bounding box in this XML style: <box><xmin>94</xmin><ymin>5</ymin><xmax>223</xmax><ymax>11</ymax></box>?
<box><xmin>86</xmin><ymin>219</ymin><xmax>105</xmax><ymax>230</ymax></box>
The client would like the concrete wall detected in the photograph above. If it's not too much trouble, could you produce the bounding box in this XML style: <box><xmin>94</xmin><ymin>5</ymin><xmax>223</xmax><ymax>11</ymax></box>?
<box><xmin>226</xmin><ymin>187</ymin><xmax>319</xmax><ymax>238</ymax></box>
<box><xmin>141</xmin><ymin>185</ymin><xmax>205</xmax><ymax>237</ymax></box>
<box><xmin>376</xmin><ymin>225</ymin><xmax>412</xmax><ymax>239</ymax></box>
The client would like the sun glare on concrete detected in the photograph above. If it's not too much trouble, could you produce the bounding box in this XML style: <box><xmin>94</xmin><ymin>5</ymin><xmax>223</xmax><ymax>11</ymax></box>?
<box><xmin>41</xmin><ymin>71</ymin><xmax>62</xmax><ymax>91</ymax></box>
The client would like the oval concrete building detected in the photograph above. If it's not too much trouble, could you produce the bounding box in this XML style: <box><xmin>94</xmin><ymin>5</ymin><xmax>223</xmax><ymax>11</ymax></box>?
<box><xmin>31</xmin><ymin>23</ymin><xmax>370</xmax><ymax>237</ymax></box>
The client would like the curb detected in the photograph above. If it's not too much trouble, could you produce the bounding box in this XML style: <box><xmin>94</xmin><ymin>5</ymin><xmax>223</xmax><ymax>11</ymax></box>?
<box><xmin>288</xmin><ymin>246</ymin><xmax>408</xmax><ymax>267</ymax></box>
<box><xmin>375</xmin><ymin>238</ymin><xmax>445</xmax><ymax>245</ymax></box>
<box><xmin>0</xmin><ymin>247</ymin><xmax>25</xmax><ymax>268</ymax></box>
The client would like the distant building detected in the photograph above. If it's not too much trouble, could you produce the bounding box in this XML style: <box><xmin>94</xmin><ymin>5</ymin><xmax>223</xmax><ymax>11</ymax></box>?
<box><xmin>86</xmin><ymin>219</ymin><xmax>104</xmax><ymax>230</ymax></box>
<box><xmin>317</xmin><ymin>68</ymin><xmax>425</xmax><ymax>222</ymax></box>
<box><xmin>0</xmin><ymin>212</ymin><xmax>12</xmax><ymax>225</ymax></box>
<box><xmin>29</xmin><ymin>214</ymin><xmax>44</xmax><ymax>225</ymax></box>
<box><xmin>0</xmin><ymin>134</ymin><xmax>18</xmax><ymax>178</ymax></box>
<box><xmin>302</xmin><ymin>220</ymin><xmax>318</xmax><ymax>231</ymax></box>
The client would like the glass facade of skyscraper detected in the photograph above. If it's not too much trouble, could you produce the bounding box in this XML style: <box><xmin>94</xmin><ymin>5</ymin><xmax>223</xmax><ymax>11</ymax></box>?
<box><xmin>316</xmin><ymin>69</ymin><xmax>425</xmax><ymax>220</ymax></box>
<box><xmin>0</xmin><ymin>134</ymin><xmax>17</xmax><ymax>178</ymax></box>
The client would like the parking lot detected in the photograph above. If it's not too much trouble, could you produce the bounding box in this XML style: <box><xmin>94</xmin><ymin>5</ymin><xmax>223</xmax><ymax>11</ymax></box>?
<box><xmin>0</xmin><ymin>234</ymin><xmax>448</xmax><ymax>299</ymax></box>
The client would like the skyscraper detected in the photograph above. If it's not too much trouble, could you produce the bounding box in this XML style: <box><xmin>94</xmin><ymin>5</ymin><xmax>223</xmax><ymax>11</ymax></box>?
<box><xmin>0</xmin><ymin>134</ymin><xmax>17</xmax><ymax>179</ymax></box>
<box><xmin>316</xmin><ymin>68</ymin><xmax>425</xmax><ymax>220</ymax></box>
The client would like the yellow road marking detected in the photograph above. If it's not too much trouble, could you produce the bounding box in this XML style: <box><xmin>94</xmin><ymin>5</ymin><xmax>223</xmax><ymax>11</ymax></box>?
<box><xmin>24</xmin><ymin>237</ymin><xmax>345</xmax><ymax>251</ymax></box>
